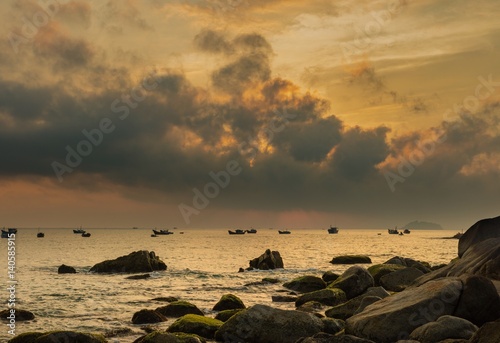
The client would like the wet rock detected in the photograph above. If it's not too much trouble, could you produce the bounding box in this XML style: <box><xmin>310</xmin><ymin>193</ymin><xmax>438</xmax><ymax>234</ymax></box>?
<box><xmin>379</xmin><ymin>267</ymin><xmax>424</xmax><ymax>292</ymax></box>
<box><xmin>325</xmin><ymin>287</ymin><xmax>390</xmax><ymax>320</ymax></box>
<box><xmin>328</xmin><ymin>266</ymin><xmax>374</xmax><ymax>299</ymax></box>
<box><xmin>167</xmin><ymin>314</ymin><xmax>223</xmax><ymax>339</ymax></box>
<box><xmin>295</xmin><ymin>288</ymin><xmax>347</xmax><ymax>307</ymax></box>
<box><xmin>90</xmin><ymin>250</ymin><xmax>167</xmax><ymax>273</ymax></box>
<box><xmin>330</xmin><ymin>255</ymin><xmax>372</xmax><ymax>265</ymax></box>
<box><xmin>248</xmin><ymin>249</ymin><xmax>284</xmax><ymax>270</ymax></box>
<box><xmin>272</xmin><ymin>295</ymin><xmax>298</xmax><ymax>302</ymax></box>
<box><xmin>284</xmin><ymin>275</ymin><xmax>326</xmax><ymax>293</ymax></box>
<box><xmin>156</xmin><ymin>301</ymin><xmax>204</xmax><ymax>318</ymax></box>
<box><xmin>322</xmin><ymin>271</ymin><xmax>340</xmax><ymax>283</ymax></box>
<box><xmin>0</xmin><ymin>309</ymin><xmax>35</xmax><ymax>321</ymax></box>
<box><xmin>214</xmin><ymin>309</ymin><xmax>243</xmax><ymax>322</ymax></box>
<box><xmin>367</xmin><ymin>264</ymin><xmax>406</xmax><ymax>286</ymax></box>
<box><xmin>212</xmin><ymin>294</ymin><xmax>245</xmax><ymax>311</ymax></box>
<box><xmin>152</xmin><ymin>296</ymin><xmax>179</xmax><ymax>302</ymax></box>
<box><xmin>409</xmin><ymin>315</ymin><xmax>478</xmax><ymax>343</ymax></box>
<box><xmin>458</xmin><ymin>216</ymin><xmax>500</xmax><ymax>257</ymax></box>
<box><xmin>58</xmin><ymin>264</ymin><xmax>77</xmax><ymax>274</ymax></box>
<box><xmin>132</xmin><ymin>309</ymin><xmax>167</xmax><ymax>324</ymax></box>
<box><xmin>126</xmin><ymin>273</ymin><xmax>151</xmax><ymax>280</ymax></box>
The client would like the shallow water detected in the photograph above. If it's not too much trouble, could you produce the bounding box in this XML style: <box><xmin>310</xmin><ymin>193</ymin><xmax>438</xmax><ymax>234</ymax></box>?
<box><xmin>1</xmin><ymin>228</ymin><xmax>459</xmax><ymax>342</ymax></box>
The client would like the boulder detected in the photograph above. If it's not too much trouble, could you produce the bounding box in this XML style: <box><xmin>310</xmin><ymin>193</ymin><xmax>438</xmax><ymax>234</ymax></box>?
<box><xmin>330</xmin><ymin>255</ymin><xmax>372</xmax><ymax>264</ymax></box>
<box><xmin>0</xmin><ymin>309</ymin><xmax>35</xmax><ymax>321</ymax></box>
<box><xmin>296</xmin><ymin>333</ymin><xmax>376</xmax><ymax>343</ymax></box>
<box><xmin>214</xmin><ymin>309</ymin><xmax>243</xmax><ymax>322</ymax></box>
<box><xmin>384</xmin><ymin>256</ymin><xmax>431</xmax><ymax>273</ymax></box>
<box><xmin>353</xmin><ymin>296</ymin><xmax>382</xmax><ymax>315</ymax></box>
<box><xmin>284</xmin><ymin>275</ymin><xmax>326</xmax><ymax>293</ymax></box>
<box><xmin>133</xmin><ymin>331</ymin><xmax>206</xmax><ymax>343</ymax></box>
<box><xmin>167</xmin><ymin>314</ymin><xmax>223</xmax><ymax>339</ymax></box>
<box><xmin>248</xmin><ymin>249</ymin><xmax>284</xmax><ymax>270</ymax></box>
<box><xmin>458</xmin><ymin>216</ymin><xmax>500</xmax><ymax>257</ymax></box>
<box><xmin>322</xmin><ymin>271</ymin><xmax>340</xmax><ymax>283</ymax></box>
<box><xmin>328</xmin><ymin>266</ymin><xmax>374</xmax><ymax>299</ymax></box>
<box><xmin>215</xmin><ymin>304</ymin><xmax>324</xmax><ymax>343</ymax></box>
<box><xmin>90</xmin><ymin>250</ymin><xmax>167</xmax><ymax>273</ymax></box>
<box><xmin>367</xmin><ymin>264</ymin><xmax>406</xmax><ymax>286</ymax></box>
<box><xmin>409</xmin><ymin>315</ymin><xmax>478</xmax><ymax>343</ymax></box>
<box><xmin>296</xmin><ymin>301</ymin><xmax>326</xmax><ymax>314</ymax></box>
<box><xmin>345</xmin><ymin>278</ymin><xmax>463</xmax><ymax>342</ymax></box>
<box><xmin>321</xmin><ymin>318</ymin><xmax>345</xmax><ymax>335</ymax></box>
<box><xmin>156</xmin><ymin>301</ymin><xmax>204</xmax><ymax>317</ymax></box>
<box><xmin>468</xmin><ymin>320</ymin><xmax>500</xmax><ymax>343</ymax></box>
<box><xmin>9</xmin><ymin>331</ymin><xmax>107</xmax><ymax>343</ymax></box>
<box><xmin>132</xmin><ymin>309</ymin><xmax>167</xmax><ymax>324</ymax></box>
<box><xmin>295</xmin><ymin>288</ymin><xmax>347</xmax><ymax>307</ymax></box>
<box><xmin>379</xmin><ymin>267</ymin><xmax>424</xmax><ymax>292</ymax></box>
<box><xmin>272</xmin><ymin>295</ymin><xmax>298</xmax><ymax>302</ymax></box>
<box><xmin>212</xmin><ymin>294</ymin><xmax>245</xmax><ymax>311</ymax></box>
<box><xmin>58</xmin><ymin>264</ymin><xmax>77</xmax><ymax>274</ymax></box>
<box><xmin>152</xmin><ymin>296</ymin><xmax>179</xmax><ymax>302</ymax></box>
<box><xmin>325</xmin><ymin>287</ymin><xmax>390</xmax><ymax>320</ymax></box>
<box><xmin>126</xmin><ymin>273</ymin><xmax>151</xmax><ymax>280</ymax></box>
<box><xmin>245</xmin><ymin>278</ymin><xmax>280</xmax><ymax>286</ymax></box>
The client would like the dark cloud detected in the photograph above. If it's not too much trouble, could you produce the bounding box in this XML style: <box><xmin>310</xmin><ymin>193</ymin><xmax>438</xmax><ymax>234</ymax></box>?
<box><xmin>194</xmin><ymin>29</ymin><xmax>234</xmax><ymax>55</ymax></box>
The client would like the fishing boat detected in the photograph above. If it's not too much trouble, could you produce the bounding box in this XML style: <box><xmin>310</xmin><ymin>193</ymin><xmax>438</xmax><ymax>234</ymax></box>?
<box><xmin>1</xmin><ymin>228</ymin><xmax>17</xmax><ymax>238</ymax></box>
<box><xmin>73</xmin><ymin>228</ymin><xmax>86</xmax><ymax>234</ymax></box>
<box><xmin>245</xmin><ymin>229</ymin><xmax>257</xmax><ymax>234</ymax></box>
<box><xmin>278</xmin><ymin>230</ymin><xmax>291</xmax><ymax>234</ymax></box>
<box><xmin>403</xmin><ymin>229</ymin><xmax>411</xmax><ymax>234</ymax></box>
<box><xmin>328</xmin><ymin>226</ymin><xmax>339</xmax><ymax>234</ymax></box>
<box><xmin>152</xmin><ymin>229</ymin><xmax>174</xmax><ymax>235</ymax></box>
<box><xmin>37</xmin><ymin>231</ymin><xmax>44</xmax><ymax>238</ymax></box>
<box><xmin>82</xmin><ymin>232</ymin><xmax>91</xmax><ymax>237</ymax></box>
<box><xmin>228</xmin><ymin>229</ymin><xmax>246</xmax><ymax>235</ymax></box>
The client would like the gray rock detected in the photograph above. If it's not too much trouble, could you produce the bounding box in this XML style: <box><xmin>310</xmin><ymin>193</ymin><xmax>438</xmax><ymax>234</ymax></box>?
<box><xmin>353</xmin><ymin>296</ymin><xmax>382</xmax><ymax>315</ymax></box>
<box><xmin>345</xmin><ymin>278</ymin><xmax>463</xmax><ymax>342</ymax></box>
<box><xmin>330</xmin><ymin>255</ymin><xmax>372</xmax><ymax>264</ymax></box>
<box><xmin>215</xmin><ymin>304</ymin><xmax>324</xmax><ymax>343</ymax></box>
<box><xmin>295</xmin><ymin>288</ymin><xmax>347</xmax><ymax>307</ymax></box>
<box><xmin>249</xmin><ymin>249</ymin><xmax>284</xmax><ymax>270</ymax></box>
<box><xmin>409</xmin><ymin>315</ymin><xmax>478</xmax><ymax>343</ymax></box>
<box><xmin>325</xmin><ymin>287</ymin><xmax>390</xmax><ymax>320</ymax></box>
<box><xmin>58</xmin><ymin>264</ymin><xmax>76</xmax><ymax>274</ymax></box>
<box><xmin>379</xmin><ymin>267</ymin><xmax>424</xmax><ymax>292</ymax></box>
<box><xmin>458</xmin><ymin>216</ymin><xmax>500</xmax><ymax>257</ymax></box>
<box><xmin>284</xmin><ymin>275</ymin><xmax>327</xmax><ymax>293</ymax></box>
<box><xmin>156</xmin><ymin>301</ymin><xmax>204</xmax><ymax>317</ymax></box>
<box><xmin>468</xmin><ymin>320</ymin><xmax>500</xmax><ymax>343</ymax></box>
<box><xmin>90</xmin><ymin>250</ymin><xmax>167</xmax><ymax>273</ymax></box>
<box><xmin>328</xmin><ymin>266</ymin><xmax>374</xmax><ymax>299</ymax></box>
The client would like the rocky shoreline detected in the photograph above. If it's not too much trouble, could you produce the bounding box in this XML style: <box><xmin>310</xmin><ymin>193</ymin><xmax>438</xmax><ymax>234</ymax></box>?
<box><xmin>5</xmin><ymin>216</ymin><xmax>500</xmax><ymax>343</ymax></box>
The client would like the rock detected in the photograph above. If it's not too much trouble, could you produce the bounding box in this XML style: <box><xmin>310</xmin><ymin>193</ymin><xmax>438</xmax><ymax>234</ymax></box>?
<box><xmin>167</xmin><ymin>314</ymin><xmax>223</xmax><ymax>339</ymax></box>
<box><xmin>468</xmin><ymin>320</ymin><xmax>500</xmax><ymax>343</ymax></box>
<box><xmin>295</xmin><ymin>333</ymin><xmax>376</xmax><ymax>343</ymax></box>
<box><xmin>245</xmin><ymin>278</ymin><xmax>281</xmax><ymax>286</ymax></box>
<box><xmin>133</xmin><ymin>331</ymin><xmax>207</xmax><ymax>343</ymax></box>
<box><xmin>345</xmin><ymin>278</ymin><xmax>463</xmax><ymax>342</ymax></box>
<box><xmin>454</xmin><ymin>275</ymin><xmax>500</xmax><ymax>326</ymax></box>
<box><xmin>212</xmin><ymin>294</ymin><xmax>245</xmax><ymax>311</ymax></box>
<box><xmin>353</xmin><ymin>296</ymin><xmax>382</xmax><ymax>315</ymax></box>
<box><xmin>58</xmin><ymin>264</ymin><xmax>77</xmax><ymax>274</ymax></box>
<box><xmin>458</xmin><ymin>216</ymin><xmax>500</xmax><ymax>257</ymax></box>
<box><xmin>379</xmin><ymin>267</ymin><xmax>424</xmax><ymax>292</ymax></box>
<box><xmin>214</xmin><ymin>309</ymin><xmax>243</xmax><ymax>322</ymax></box>
<box><xmin>152</xmin><ymin>296</ymin><xmax>179</xmax><ymax>302</ymax></box>
<box><xmin>104</xmin><ymin>327</ymin><xmax>134</xmax><ymax>338</ymax></box>
<box><xmin>295</xmin><ymin>288</ymin><xmax>347</xmax><ymax>307</ymax></box>
<box><xmin>321</xmin><ymin>317</ymin><xmax>345</xmax><ymax>335</ymax></box>
<box><xmin>322</xmin><ymin>271</ymin><xmax>340</xmax><ymax>283</ymax></box>
<box><xmin>409</xmin><ymin>315</ymin><xmax>478</xmax><ymax>343</ymax></box>
<box><xmin>156</xmin><ymin>301</ymin><xmax>204</xmax><ymax>317</ymax></box>
<box><xmin>0</xmin><ymin>309</ymin><xmax>35</xmax><ymax>321</ymax></box>
<box><xmin>90</xmin><ymin>250</ymin><xmax>167</xmax><ymax>273</ymax></box>
<box><xmin>249</xmin><ymin>249</ymin><xmax>284</xmax><ymax>270</ymax></box>
<box><xmin>296</xmin><ymin>301</ymin><xmax>325</xmax><ymax>314</ymax></box>
<box><xmin>8</xmin><ymin>332</ymin><xmax>44</xmax><ymax>343</ymax></box>
<box><xmin>215</xmin><ymin>304</ymin><xmax>324</xmax><ymax>343</ymax></box>
<box><xmin>325</xmin><ymin>287</ymin><xmax>390</xmax><ymax>320</ymax></box>
<box><xmin>132</xmin><ymin>309</ymin><xmax>167</xmax><ymax>324</ymax></box>
<box><xmin>330</xmin><ymin>255</ymin><xmax>372</xmax><ymax>264</ymax></box>
<box><xmin>328</xmin><ymin>266</ymin><xmax>374</xmax><ymax>299</ymax></box>
<box><xmin>126</xmin><ymin>273</ymin><xmax>151</xmax><ymax>280</ymax></box>
<box><xmin>272</xmin><ymin>295</ymin><xmax>298</xmax><ymax>302</ymax></box>
<box><xmin>284</xmin><ymin>275</ymin><xmax>327</xmax><ymax>293</ymax></box>
<box><xmin>367</xmin><ymin>264</ymin><xmax>406</xmax><ymax>286</ymax></box>
<box><xmin>384</xmin><ymin>256</ymin><xmax>431</xmax><ymax>274</ymax></box>
<box><xmin>9</xmin><ymin>331</ymin><xmax>107</xmax><ymax>343</ymax></box>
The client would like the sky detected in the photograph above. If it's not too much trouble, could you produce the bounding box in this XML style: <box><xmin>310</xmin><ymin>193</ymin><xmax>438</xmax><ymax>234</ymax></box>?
<box><xmin>1</xmin><ymin>0</ymin><xmax>499</xmax><ymax>229</ymax></box>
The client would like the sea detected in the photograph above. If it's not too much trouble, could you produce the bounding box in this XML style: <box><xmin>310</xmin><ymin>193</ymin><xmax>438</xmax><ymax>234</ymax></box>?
<box><xmin>1</xmin><ymin>228</ymin><xmax>460</xmax><ymax>342</ymax></box>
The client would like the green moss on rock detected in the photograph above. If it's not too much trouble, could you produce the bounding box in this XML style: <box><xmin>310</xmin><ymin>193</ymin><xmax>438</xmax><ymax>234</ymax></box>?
<box><xmin>214</xmin><ymin>309</ymin><xmax>243</xmax><ymax>322</ymax></box>
<box><xmin>212</xmin><ymin>294</ymin><xmax>245</xmax><ymax>311</ymax></box>
<box><xmin>167</xmin><ymin>314</ymin><xmax>223</xmax><ymax>339</ymax></box>
<box><xmin>156</xmin><ymin>301</ymin><xmax>204</xmax><ymax>317</ymax></box>
<box><xmin>283</xmin><ymin>275</ymin><xmax>326</xmax><ymax>293</ymax></box>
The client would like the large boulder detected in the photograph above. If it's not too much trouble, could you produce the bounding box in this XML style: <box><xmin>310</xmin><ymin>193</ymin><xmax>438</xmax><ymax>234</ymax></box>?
<box><xmin>458</xmin><ymin>216</ymin><xmax>500</xmax><ymax>257</ymax></box>
<box><xmin>156</xmin><ymin>301</ymin><xmax>204</xmax><ymax>317</ymax></box>
<box><xmin>328</xmin><ymin>266</ymin><xmax>374</xmax><ymax>299</ymax></box>
<box><xmin>295</xmin><ymin>288</ymin><xmax>347</xmax><ymax>307</ymax></box>
<box><xmin>322</xmin><ymin>271</ymin><xmax>340</xmax><ymax>283</ymax></box>
<box><xmin>58</xmin><ymin>264</ymin><xmax>77</xmax><ymax>274</ymax></box>
<box><xmin>330</xmin><ymin>255</ymin><xmax>372</xmax><ymax>264</ymax></box>
<box><xmin>215</xmin><ymin>304</ymin><xmax>324</xmax><ymax>343</ymax></box>
<box><xmin>214</xmin><ymin>309</ymin><xmax>243</xmax><ymax>322</ymax></box>
<box><xmin>212</xmin><ymin>294</ymin><xmax>245</xmax><ymax>311</ymax></box>
<box><xmin>90</xmin><ymin>250</ymin><xmax>167</xmax><ymax>273</ymax></box>
<box><xmin>468</xmin><ymin>320</ymin><xmax>500</xmax><ymax>343</ymax></box>
<box><xmin>368</xmin><ymin>264</ymin><xmax>406</xmax><ymax>286</ymax></box>
<box><xmin>409</xmin><ymin>315</ymin><xmax>478</xmax><ymax>343</ymax></box>
<box><xmin>379</xmin><ymin>267</ymin><xmax>424</xmax><ymax>292</ymax></box>
<box><xmin>167</xmin><ymin>314</ymin><xmax>223</xmax><ymax>339</ymax></box>
<box><xmin>346</xmin><ymin>278</ymin><xmax>463</xmax><ymax>342</ymax></box>
<box><xmin>248</xmin><ymin>249</ymin><xmax>283</xmax><ymax>270</ymax></box>
<box><xmin>325</xmin><ymin>287</ymin><xmax>390</xmax><ymax>320</ymax></box>
<box><xmin>8</xmin><ymin>331</ymin><xmax>107</xmax><ymax>343</ymax></box>
<box><xmin>133</xmin><ymin>331</ymin><xmax>206</xmax><ymax>343</ymax></box>
<box><xmin>132</xmin><ymin>309</ymin><xmax>167</xmax><ymax>324</ymax></box>
<box><xmin>296</xmin><ymin>333</ymin><xmax>375</xmax><ymax>343</ymax></box>
<box><xmin>283</xmin><ymin>275</ymin><xmax>326</xmax><ymax>293</ymax></box>
<box><xmin>384</xmin><ymin>256</ymin><xmax>431</xmax><ymax>274</ymax></box>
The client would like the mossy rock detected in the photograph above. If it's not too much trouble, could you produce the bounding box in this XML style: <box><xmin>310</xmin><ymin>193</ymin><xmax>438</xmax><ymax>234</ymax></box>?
<box><xmin>132</xmin><ymin>309</ymin><xmax>167</xmax><ymax>324</ymax></box>
<box><xmin>295</xmin><ymin>288</ymin><xmax>347</xmax><ymax>307</ymax></box>
<box><xmin>10</xmin><ymin>331</ymin><xmax>107</xmax><ymax>343</ymax></box>
<box><xmin>283</xmin><ymin>275</ymin><xmax>326</xmax><ymax>293</ymax></box>
<box><xmin>8</xmin><ymin>332</ymin><xmax>44</xmax><ymax>343</ymax></box>
<box><xmin>212</xmin><ymin>294</ymin><xmax>245</xmax><ymax>311</ymax></box>
<box><xmin>214</xmin><ymin>309</ymin><xmax>243</xmax><ymax>322</ymax></box>
<box><xmin>167</xmin><ymin>314</ymin><xmax>223</xmax><ymax>339</ymax></box>
<box><xmin>133</xmin><ymin>331</ymin><xmax>206</xmax><ymax>343</ymax></box>
<box><xmin>151</xmin><ymin>296</ymin><xmax>179</xmax><ymax>302</ymax></box>
<box><xmin>156</xmin><ymin>301</ymin><xmax>204</xmax><ymax>317</ymax></box>
<box><xmin>330</xmin><ymin>255</ymin><xmax>372</xmax><ymax>264</ymax></box>
<box><xmin>261</xmin><ymin>278</ymin><xmax>280</xmax><ymax>284</ymax></box>
<box><xmin>322</xmin><ymin>271</ymin><xmax>340</xmax><ymax>283</ymax></box>
<box><xmin>367</xmin><ymin>264</ymin><xmax>406</xmax><ymax>286</ymax></box>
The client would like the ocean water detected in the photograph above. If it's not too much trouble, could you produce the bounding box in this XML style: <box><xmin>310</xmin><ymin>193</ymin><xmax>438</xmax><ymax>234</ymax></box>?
<box><xmin>1</xmin><ymin>228</ymin><xmax>460</xmax><ymax>342</ymax></box>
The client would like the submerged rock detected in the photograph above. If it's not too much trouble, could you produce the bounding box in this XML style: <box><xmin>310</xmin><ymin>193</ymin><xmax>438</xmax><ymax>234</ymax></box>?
<box><xmin>458</xmin><ymin>215</ymin><xmax>500</xmax><ymax>257</ymax></box>
<box><xmin>0</xmin><ymin>309</ymin><xmax>35</xmax><ymax>321</ymax></box>
<box><xmin>330</xmin><ymin>255</ymin><xmax>372</xmax><ymax>264</ymax></box>
<box><xmin>409</xmin><ymin>315</ymin><xmax>478</xmax><ymax>343</ymax></box>
<box><xmin>167</xmin><ymin>314</ymin><xmax>223</xmax><ymax>339</ymax></box>
<box><xmin>328</xmin><ymin>266</ymin><xmax>374</xmax><ymax>299</ymax></box>
<box><xmin>90</xmin><ymin>250</ymin><xmax>167</xmax><ymax>273</ymax></box>
<box><xmin>58</xmin><ymin>264</ymin><xmax>77</xmax><ymax>274</ymax></box>
<box><xmin>212</xmin><ymin>294</ymin><xmax>245</xmax><ymax>311</ymax></box>
<box><xmin>248</xmin><ymin>249</ymin><xmax>284</xmax><ymax>270</ymax></box>
<box><xmin>156</xmin><ymin>301</ymin><xmax>204</xmax><ymax>318</ymax></box>
<box><xmin>283</xmin><ymin>275</ymin><xmax>326</xmax><ymax>293</ymax></box>
<box><xmin>126</xmin><ymin>273</ymin><xmax>151</xmax><ymax>280</ymax></box>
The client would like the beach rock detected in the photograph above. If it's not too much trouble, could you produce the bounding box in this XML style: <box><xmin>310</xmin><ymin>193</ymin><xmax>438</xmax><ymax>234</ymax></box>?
<box><xmin>330</xmin><ymin>255</ymin><xmax>372</xmax><ymax>264</ymax></box>
<box><xmin>90</xmin><ymin>250</ymin><xmax>167</xmax><ymax>273</ymax></box>
<box><xmin>295</xmin><ymin>333</ymin><xmax>376</xmax><ymax>343</ymax></box>
<box><xmin>9</xmin><ymin>331</ymin><xmax>107</xmax><ymax>343</ymax></box>
<box><xmin>215</xmin><ymin>304</ymin><xmax>324</xmax><ymax>343</ymax></box>
<box><xmin>58</xmin><ymin>264</ymin><xmax>77</xmax><ymax>274</ymax></box>
<box><xmin>104</xmin><ymin>327</ymin><xmax>134</xmax><ymax>338</ymax></box>
<box><xmin>295</xmin><ymin>288</ymin><xmax>347</xmax><ymax>307</ymax></box>
<box><xmin>248</xmin><ymin>249</ymin><xmax>284</xmax><ymax>270</ymax></box>
<box><xmin>345</xmin><ymin>278</ymin><xmax>463</xmax><ymax>342</ymax></box>
<box><xmin>272</xmin><ymin>295</ymin><xmax>298</xmax><ymax>302</ymax></box>
<box><xmin>156</xmin><ymin>301</ymin><xmax>204</xmax><ymax>317</ymax></box>
<box><xmin>409</xmin><ymin>315</ymin><xmax>478</xmax><ymax>343</ymax></box>
<box><xmin>214</xmin><ymin>309</ymin><xmax>243</xmax><ymax>322</ymax></box>
<box><xmin>468</xmin><ymin>320</ymin><xmax>500</xmax><ymax>343</ymax></box>
<box><xmin>284</xmin><ymin>275</ymin><xmax>326</xmax><ymax>293</ymax></box>
<box><xmin>167</xmin><ymin>314</ymin><xmax>223</xmax><ymax>339</ymax></box>
<box><xmin>245</xmin><ymin>277</ymin><xmax>280</xmax><ymax>286</ymax></box>
<box><xmin>322</xmin><ymin>271</ymin><xmax>340</xmax><ymax>283</ymax></box>
<box><xmin>8</xmin><ymin>332</ymin><xmax>44</xmax><ymax>343</ymax></box>
<box><xmin>0</xmin><ymin>309</ymin><xmax>35</xmax><ymax>321</ymax></box>
<box><xmin>321</xmin><ymin>318</ymin><xmax>345</xmax><ymax>335</ymax></box>
<box><xmin>126</xmin><ymin>273</ymin><xmax>151</xmax><ymax>280</ymax></box>
<box><xmin>296</xmin><ymin>301</ymin><xmax>325</xmax><ymax>314</ymax></box>
<box><xmin>152</xmin><ymin>296</ymin><xmax>179</xmax><ymax>302</ymax></box>
<box><xmin>458</xmin><ymin>216</ymin><xmax>500</xmax><ymax>257</ymax></box>
<box><xmin>367</xmin><ymin>264</ymin><xmax>406</xmax><ymax>286</ymax></box>
<box><xmin>384</xmin><ymin>256</ymin><xmax>431</xmax><ymax>273</ymax></box>
<box><xmin>325</xmin><ymin>287</ymin><xmax>390</xmax><ymax>320</ymax></box>
<box><xmin>328</xmin><ymin>266</ymin><xmax>374</xmax><ymax>299</ymax></box>
<box><xmin>132</xmin><ymin>309</ymin><xmax>167</xmax><ymax>324</ymax></box>
<box><xmin>212</xmin><ymin>294</ymin><xmax>245</xmax><ymax>311</ymax></box>
<box><xmin>379</xmin><ymin>267</ymin><xmax>424</xmax><ymax>291</ymax></box>
<box><xmin>353</xmin><ymin>296</ymin><xmax>382</xmax><ymax>315</ymax></box>
<box><xmin>133</xmin><ymin>331</ymin><xmax>207</xmax><ymax>343</ymax></box>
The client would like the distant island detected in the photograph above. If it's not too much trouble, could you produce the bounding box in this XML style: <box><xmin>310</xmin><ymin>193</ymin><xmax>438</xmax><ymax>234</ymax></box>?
<box><xmin>403</xmin><ymin>220</ymin><xmax>443</xmax><ymax>230</ymax></box>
